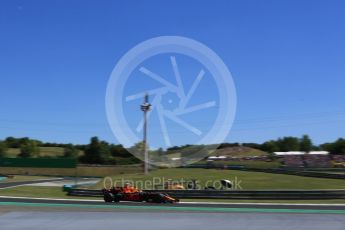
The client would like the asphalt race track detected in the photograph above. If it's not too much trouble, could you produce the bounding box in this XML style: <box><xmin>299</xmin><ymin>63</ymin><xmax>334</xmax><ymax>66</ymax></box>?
<box><xmin>1</xmin><ymin>197</ymin><xmax>345</xmax><ymax>212</ymax></box>
<box><xmin>0</xmin><ymin>197</ymin><xmax>344</xmax><ymax>230</ymax></box>
<box><xmin>1</xmin><ymin>211</ymin><xmax>344</xmax><ymax>230</ymax></box>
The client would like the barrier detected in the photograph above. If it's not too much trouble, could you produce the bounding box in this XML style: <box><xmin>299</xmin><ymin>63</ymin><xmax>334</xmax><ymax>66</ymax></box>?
<box><xmin>67</xmin><ymin>188</ymin><xmax>345</xmax><ymax>200</ymax></box>
<box><xmin>0</xmin><ymin>158</ymin><xmax>76</xmax><ymax>168</ymax></box>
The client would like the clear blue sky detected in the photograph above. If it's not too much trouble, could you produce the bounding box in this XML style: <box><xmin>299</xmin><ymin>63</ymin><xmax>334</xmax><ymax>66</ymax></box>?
<box><xmin>1</xmin><ymin>0</ymin><xmax>345</xmax><ymax>146</ymax></box>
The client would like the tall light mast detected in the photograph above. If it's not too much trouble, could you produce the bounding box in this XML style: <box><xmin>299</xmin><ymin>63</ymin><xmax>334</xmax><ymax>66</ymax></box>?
<box><xmin>140</xmin><ymin>93</ymin><xmax>151</xmax><ymax>175</ymax></box>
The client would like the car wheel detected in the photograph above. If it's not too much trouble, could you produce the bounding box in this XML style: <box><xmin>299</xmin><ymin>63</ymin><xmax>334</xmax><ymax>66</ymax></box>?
<box><xmin>103</xmin><ymin>192</ymin><xmax>114</xmax><ymax>203</ymax></box>
<box><xmin>113</xmin><ymin>194</ymin><xmax>122</xmax><ymax>203</ymax></box>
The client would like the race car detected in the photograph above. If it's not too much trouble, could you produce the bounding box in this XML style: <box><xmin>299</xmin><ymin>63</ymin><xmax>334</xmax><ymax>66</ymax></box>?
<box><xmin>102</xmin><ymin>185</ymin><xmax>179</xmax><ymax>204</ymax></box>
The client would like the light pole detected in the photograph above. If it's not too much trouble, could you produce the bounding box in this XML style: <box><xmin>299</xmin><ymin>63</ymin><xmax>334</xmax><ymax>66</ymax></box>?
<box><xmin>140</xmin><ymin>93</ymin><xmax>151</xmax><ymax>175</ymax></box>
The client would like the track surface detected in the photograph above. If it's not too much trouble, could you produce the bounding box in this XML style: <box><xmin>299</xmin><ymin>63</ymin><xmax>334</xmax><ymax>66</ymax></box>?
<box><xmin>0</xmin><ymin>197</ymin><xmax>344</xmax><ymax>230</ymax></box>
<box><xmin>0</xmin><ymin>197</ymin><xmax>345</xmax><ymax>213</ymax></box>
<box><xmin>1</xmin><ymin>211</ymin><xmax>344</xmax><ymax>230</ymax></box>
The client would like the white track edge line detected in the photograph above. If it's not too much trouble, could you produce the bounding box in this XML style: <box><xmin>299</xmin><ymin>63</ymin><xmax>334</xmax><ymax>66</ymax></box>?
<box><xmin>0</xmin><ymin>195</ymin><xmax>345</xmax><ymax>207</ymax></box>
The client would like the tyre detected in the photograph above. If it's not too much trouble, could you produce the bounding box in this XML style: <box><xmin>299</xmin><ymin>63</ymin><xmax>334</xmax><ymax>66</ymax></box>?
<box><xmin>103</xmin><ymin>192</ymin><xmax>114</xmax><ymax>203</ymax></box>
<box><xmin>113</xmin><ymin>194</ymin><xmax>122</xmax><ymax>203</ymax></box>
<box><xmin>146</xmin><ymin>198</ymin><xmax>154</xmax><ymax>203</ymax></box>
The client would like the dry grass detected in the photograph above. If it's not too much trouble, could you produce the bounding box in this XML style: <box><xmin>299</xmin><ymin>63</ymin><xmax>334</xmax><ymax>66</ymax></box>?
<box><xmin>7</xmin><ymin>147</ymin><xmax>70</xmax><ymax>157</ymax></box>
<box><xmin>211</xmin><ymin>146</ymin><xmax>268</xmax><ymax>157</ymax></box>
<box><xmin>0</xmin><ymin>165</ymin><xmax>142</xmax><ymax>177</ymax></box>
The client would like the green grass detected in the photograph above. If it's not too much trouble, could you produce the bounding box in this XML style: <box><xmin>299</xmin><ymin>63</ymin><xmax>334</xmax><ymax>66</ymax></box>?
<box><xmin>0</xmin><ymin>186</ymin><xmax>344</xmax><ymax>205</ymax></box>
<box><xmin>0</xmin><ymin>186</ymin><xmax>102</xmax><ymax>200</ymax></box>
<box><xmin>183</xmin><ymin>199</ymin><xmax>345</xmax><ymax>204</ymax></box>
<box><xmin>306</xmin><ymin>171</ymin><xmax>345</xmax><ymax>175</ymax></box>
<box><xmin>0</xmin><ymin>186</ymin><xmax>68</xmax><ymax>198</ymax></box>
<box><xmin>0</xmin><ymin>175</ymin><xmax>52</xmax><ymax>183</ymax></box>
<box><xmin>0</xmin><ymin>184</ymin><xmax>344</xmax><ymax>205</ymax></box>
<box><xmin>94</xmin><ymin>168</ymin><xmax>345</xmax><ymax>190</ymax></box>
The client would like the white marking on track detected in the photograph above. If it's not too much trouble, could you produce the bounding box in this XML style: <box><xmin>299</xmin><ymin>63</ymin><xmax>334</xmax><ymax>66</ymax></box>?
<box><xmin>0</xmin><ymin>196</ymin><xmax>345</xmax><ymax>207</ymax></box>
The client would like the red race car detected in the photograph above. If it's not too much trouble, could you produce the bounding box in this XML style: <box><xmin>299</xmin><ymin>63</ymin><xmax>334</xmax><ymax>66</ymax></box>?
<box><xmin>102</xmin><ymin>186</ymin><xmax>179</xmax><ymax>204</ymax></box>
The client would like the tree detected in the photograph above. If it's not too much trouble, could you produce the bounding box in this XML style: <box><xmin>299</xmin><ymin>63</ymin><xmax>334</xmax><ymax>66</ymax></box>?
<box><xmin>127</xmin><ymin>142</ymin><xmax>145</xmax><ymax>158</ymax></box>
<box><xmin>110</xmin><ymin>144</ymin><xmax>132</xmax><ymax>158</ymax></box>
<box><xmin>0</xmin><ymin>141</ymin><xmax>8</xmax><ymax>158</ymax></box>
<box><xmin>156</xmin><ymin>147</ymin><xmax>167</xmax><ymax>162</ymax></box>
<box><xmin>156</xmin><ymin>148</ymin><xmax>165</xmax><ymax>156</ymax></box>
<box><xmin>217</xmin><ymin>143</ymin><xmax>240</xmax><ymax>149</ymax></box>
<box><xmin>5</xmin><ymin>137</ymin><xmax>18</xmax><ymax>148</ymax></box>
<box><xmin>277</xmin><ymin>137</ymin><xmax>300</xmax><ymax>152</ymax></box>
<box><xmin>19</xmin><ymin>140</ymin><xmax>40</xmax><ymax>158</ymax></box>
<box><xmin>300</xmin><ymin>135</ymin><xmax>313</xmax><ymax>152</ymax></box>
<box><xmin>321</xmin><ymin>138</ymin><xmax>345</xmax><ymax>155</ymax></box>
<box><xmin>63</xmin><ymin>144</ymin><xmax>79</xmax><ymax>158</ymax></box>
<box><xmin>242</xmin><ymin>143</ymin><xmax>262</xmax><ymax>149</ymax></box>
<box><xmin>261</xmin><ymin>141</ymin><xmax>279</xmax><ymax>153</ymax></box>
<box><xmin>5</xmin><ymin>137</ymin><xmax>28</xmax><ymax>148</ymax></box>
<box><xmin>180</xmin><ymin>145</ymin><xmax>206</xmax><ymax>159</ymax></box>
<box><xmin>81</xmin><ymin>137</ymin><xmax>111</xmax><ymax>164</ymax></box>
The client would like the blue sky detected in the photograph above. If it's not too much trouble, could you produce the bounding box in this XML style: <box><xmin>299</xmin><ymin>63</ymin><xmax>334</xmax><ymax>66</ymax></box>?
<box><xmin>0</xmin><ymin>0</ymin><xmax>345</xmax><ymax>146</ymax></box>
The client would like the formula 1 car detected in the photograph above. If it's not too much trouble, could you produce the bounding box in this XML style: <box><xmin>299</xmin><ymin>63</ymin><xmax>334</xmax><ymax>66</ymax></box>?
<box><xmin>102</xmin><ymin>186</ymin><xmax>179</xmax><ymax>204</ymax></box>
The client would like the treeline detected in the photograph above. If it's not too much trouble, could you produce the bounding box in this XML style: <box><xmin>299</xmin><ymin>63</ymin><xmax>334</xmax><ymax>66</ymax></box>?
<box><xmin>0</xmin><ymin>136</ymin><xmax>139</xmax><ymax>165</ymax></box>
<box><xmin>167</xmin><ymin>135</ymin><xmax>345</xmax><ymax>155</ymax></box>
<box><xmin>0</xmin><ymin>135</ymin><xmax>344</xmax><ymax>165</ymax></box>
<box><xmin>79</xmin><ymin>137</ymin><xmax>140</xmax><ymax>165</ymax></box>
<box><xmin>218</xmin><ymin>135</ymin><xmax>345</xmax><ymax>155</ymax></box>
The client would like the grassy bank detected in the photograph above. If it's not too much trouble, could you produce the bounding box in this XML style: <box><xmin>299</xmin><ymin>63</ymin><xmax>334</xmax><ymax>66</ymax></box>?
<box><xmin>0</xmin><ymin>165</ymin><xmax>142</xmax><ymax>177</ymax></box>
<box><xmin>94</xmin><ymin>168</ymin><xmax>345</xmax><ymax>190</ymax></box>
<box><xmin>0</xmin><ymin>186</ymin><xmax>102</xmax><ymax>200</ymax></box>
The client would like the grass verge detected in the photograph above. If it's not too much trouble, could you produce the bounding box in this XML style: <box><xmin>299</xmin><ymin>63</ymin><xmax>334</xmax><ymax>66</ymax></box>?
<box><xmin>93</xmin><ymin>168</ymin><xmax>345</xmax><ymax>190</ymax></box>
<box><xmin>0</xmin><ymin>185</ymin><xmax>344</xmax><ymax>205</ymax></box>
<box><xmin>0</xmin><ymin>186</ymin><xmax>102</xmax><ymax>200</ymax></box>
<box><xmin>183</xmin><ymin>199</ymin><xmax>345</xmax><ymax>204</ymax></box>
<box><xmin>0</xmin><ymin>175</ymin><xmax>52</xmax><ymax>183</ymax></box>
